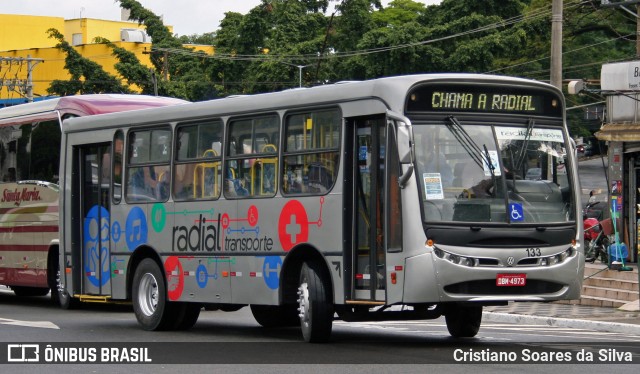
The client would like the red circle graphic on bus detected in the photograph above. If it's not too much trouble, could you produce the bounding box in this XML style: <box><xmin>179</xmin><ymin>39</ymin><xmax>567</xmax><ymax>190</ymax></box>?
<box><xmin>221</xmin><ymin>213</ymin><xmax>230</xmax><ymax>230</ymax></box>
<box><xmin>247</xmin><ymin>205</ymin><xmax>259</xmax><ymax>227</ymax></box>
<box><xmin>165</xmin><ymin>256</ymin><xmax>184</xmax><ymax>301</ymax></box>
<box><xmin>278</xmin><ymin>200</ymin><xmax>309</xmax><ymax>251</ymax></box>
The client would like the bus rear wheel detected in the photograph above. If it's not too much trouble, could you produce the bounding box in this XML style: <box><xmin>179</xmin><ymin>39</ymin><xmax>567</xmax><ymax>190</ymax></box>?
<box><xmin>172</xmin><ymin>303</ymin><xmax>201</xmax><ymax>330</ymax></box>
<box><xmin>132</xmin><ymin>258</ymin><xmax>177</xmax><ymax>331</ymax></box>
<box><xmin>250</xmin><ymin>304</ymin><xmax>299</xmax><ymax>327</ymax></box>
<box><xmin>445</xmin><ymin>304</ymin><xmax>482</xmax><ymax>338</ymax></box>
<box><xmin>297</xmin><ymin>262</ymin><xmax>333</xmax><ymax>343</ymax></box>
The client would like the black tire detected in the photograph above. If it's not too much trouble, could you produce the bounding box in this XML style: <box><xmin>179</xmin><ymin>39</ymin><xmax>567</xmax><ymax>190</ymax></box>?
<box><xmin>219</xmin><ymin>304</ymin><xmax>245</xmax><ymax>312</ymax></box>
<box><xmin>598</xmin><ymin>237</ymin><xmax>610</xmax><ymax>264</ymax></box>
<box><xmin>48</xmin><ymin>248</ymin><xmax>60</xmax><ymax>305</ymax></box>
<box><xmin>172</xmin><ymin>303</ymin><xmax>202</xmax><ymax>330</ymax></box>
<box><xmin>132</xmin><ymin>258</ymin><xmax>177</xmax><ymax>331</ymax></box>
<box><xmin>55</xmin><ymin>268</ymin><xmax>80</xmax><ymax>310</ymax></box>
<box><xmin>297</xmin><ymin>262</ymin><xmax>333</xmax><ymax>343</ymax></box>
<box><xmin>445</xmin><ymin>304</ymin><xmax>482</xmax><ymax>338</ymax></box>
<box><xmin>57</xmin><ymin>288</ymin><xmax>80</xmax><ymax>310</ymax></box>
<box><xmin>250</xmin><ymin>304</ymin><xmax>299</xmax><ymax>328</ymax></box>
<box><xmin>11</xmin><ymin>286</ymin><xmax>50</xmax><ymax>297</ymax></box>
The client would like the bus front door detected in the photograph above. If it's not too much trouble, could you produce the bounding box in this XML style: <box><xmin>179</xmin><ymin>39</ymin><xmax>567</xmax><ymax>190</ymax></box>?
<box><xmin>350</xmin><ymin>117</ymin><xmax>387</xmax><ymax>302</ymax></box>
<box><xmin>77</xmin><ymin>144</ymin><xmax>112</xmax><ymax>296</ymax></box>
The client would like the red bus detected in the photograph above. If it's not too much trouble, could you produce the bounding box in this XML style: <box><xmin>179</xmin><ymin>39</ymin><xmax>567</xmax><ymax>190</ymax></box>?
<box><xmin>0</xmin><ymin>94</ymin><xmax>187</xmax><ymax>302</ymax></box>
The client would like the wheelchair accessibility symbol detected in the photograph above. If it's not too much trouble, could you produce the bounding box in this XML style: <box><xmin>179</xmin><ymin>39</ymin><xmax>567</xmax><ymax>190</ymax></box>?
<box><xmin>509</xmin><ymin>203</ymin><xmax>524</xmax><ymax>222</ymax></box>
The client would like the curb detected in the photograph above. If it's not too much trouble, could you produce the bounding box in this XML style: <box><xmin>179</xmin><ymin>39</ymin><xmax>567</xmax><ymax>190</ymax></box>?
<box><xmin>483</xmin><ymin>312</ymin><xmax>640</xmax><ymax>336</ymax></box>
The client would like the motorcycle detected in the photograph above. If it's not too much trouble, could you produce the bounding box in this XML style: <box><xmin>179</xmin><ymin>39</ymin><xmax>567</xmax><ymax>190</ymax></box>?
<box><xmin>583</xmin><ymin>216</ymin><xmax>611</xmax><ymax>264</ymax></box>
<box><xmin>583</xmin><ymin>200</ymin><xmax>606</xmax><ymax>220</ymax></box>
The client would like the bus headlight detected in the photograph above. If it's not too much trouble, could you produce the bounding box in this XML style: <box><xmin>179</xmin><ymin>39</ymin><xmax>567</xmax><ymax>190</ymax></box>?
<box><xmin>433</xmin><ymin>246</ymin><xmax>477</xmax><ymax>267</ymax></box>
<box><xmin>541</xmin><ymin>248</ymin><xmax>573</xmax><ymax>266</ymax></box>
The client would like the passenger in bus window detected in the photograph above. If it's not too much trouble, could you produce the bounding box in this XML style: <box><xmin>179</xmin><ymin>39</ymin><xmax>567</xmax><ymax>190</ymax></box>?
<box><xmin>154</xmin><ymin>166</ymin><xmax>170</xmax><ymax>200</ymax></box>
<box><xmin>129</xmin><ymin>166</ymin><xmax>163</xmax><ymax>201</ymax></box>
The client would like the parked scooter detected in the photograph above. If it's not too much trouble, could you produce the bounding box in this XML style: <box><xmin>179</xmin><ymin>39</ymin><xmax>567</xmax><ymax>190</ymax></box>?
<box><xmin>583</xmin><ymin>216</ymin><xmax>611</xmax><ymax>264</ymax></box>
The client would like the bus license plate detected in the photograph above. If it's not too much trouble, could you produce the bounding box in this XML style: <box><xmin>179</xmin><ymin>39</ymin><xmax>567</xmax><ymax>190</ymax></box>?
<box><xmin>496</xmin><ymin>273</ymin><xmax>526</xmax><ymax>286</ymax></box>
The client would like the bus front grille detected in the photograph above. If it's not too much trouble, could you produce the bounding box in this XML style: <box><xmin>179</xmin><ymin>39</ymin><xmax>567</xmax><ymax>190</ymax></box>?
<box><xmin>443</xmin><ymin>280</ymin><xmax>564</xmax><ymax>295</ymax></box>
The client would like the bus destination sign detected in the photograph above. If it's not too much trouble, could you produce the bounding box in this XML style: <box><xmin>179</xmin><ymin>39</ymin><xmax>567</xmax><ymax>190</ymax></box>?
<box><xmin>431</xmin><ymin>91</ymin><xmax>537</xmax><ymax>112</ymax></box>
<box><xmin>406</xmin><ymin>84</ymin><xmax>562</xmax><ymax>116</ymax></box>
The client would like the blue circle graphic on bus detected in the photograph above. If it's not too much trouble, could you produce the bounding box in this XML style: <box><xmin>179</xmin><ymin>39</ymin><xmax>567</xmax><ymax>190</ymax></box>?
<box><xmin>196</xmin><ymin>264</ymin><xmax>208</xmax><ymax>288</ymax></box>
<box><xmin>111</xmin><ymin>221</ymin><xmax>122</xmax><ymax>243</ymax></box>
<box><xmin>125</xmin><ymin>206</ymin><xmax>148</xmax><ymax>251</ymax></box>
<box><xmin>262</xmin><ymin>256</ymin><xmax>282</xmax><ymax>290</ymax></box>
<box><xmin>83</xmin><ymin>205</ymin><xmax>111</xmax><ymax>287</ymax></box>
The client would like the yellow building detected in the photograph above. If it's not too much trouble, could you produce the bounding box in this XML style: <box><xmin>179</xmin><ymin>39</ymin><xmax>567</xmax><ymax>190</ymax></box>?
<box><xmin>0</xmin><ymin>14</ymin><xmax>213</xmax><ymax>105</ymax></box>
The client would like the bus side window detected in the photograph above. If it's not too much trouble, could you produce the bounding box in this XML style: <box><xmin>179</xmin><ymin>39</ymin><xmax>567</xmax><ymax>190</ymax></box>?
<box><xmin>126</xmin><ymin>128</ymin><xmax>172</xmax><ymax>202</ymax></box>
<box><xmin>173</xmin><ymin>120</ymin><xmax>223</xmax><ymax>201</ymax></box>
<box><xmin>225</xmin><ymin>115</ymin><xmax>279</xmax><ymax>198</ymax></box>
<box><xmin>283</xmin><ymin>109</ymin><xmax>340</xmax><ymax>195</ymax></box>
<box><xmin>112</xmin><ymin>131</ymin><xmax>124</xmax><ymax>203</ymax></box>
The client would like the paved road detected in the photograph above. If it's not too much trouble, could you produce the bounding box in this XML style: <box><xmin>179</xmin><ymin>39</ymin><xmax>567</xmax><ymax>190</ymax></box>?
<box><xmin>1</xmin><ymin>289</ymin><xmax>638</xmax><ymax>372</ymax></box>
<box><xmin>578</xmin><ymin>156</ymin><xmax>608</xmax><ymax>202</ymax></box>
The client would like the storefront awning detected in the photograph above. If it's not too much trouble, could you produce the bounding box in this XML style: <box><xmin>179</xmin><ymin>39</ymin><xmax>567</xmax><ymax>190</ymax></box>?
<box><xmin>595</xmin><ymin>123</ymin><xmax>640</xmax><ymax>141</ymax></box>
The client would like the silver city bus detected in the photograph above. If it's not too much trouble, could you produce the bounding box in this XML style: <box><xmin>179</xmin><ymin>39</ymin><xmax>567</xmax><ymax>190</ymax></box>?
<box><xmin>57</xmin><ymin>74</ymin><xmax>583</xmax><ymax>342</ymax></box>
<box><xmin>0</xmin><ymin>95</ymin><xmax>186</xmax><ymax>302</ymax></box>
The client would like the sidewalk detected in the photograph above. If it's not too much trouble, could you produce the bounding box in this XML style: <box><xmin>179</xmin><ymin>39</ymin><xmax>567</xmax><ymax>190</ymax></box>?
<box><xmin>484</xmin><ymin>301</ymin><xmax>640</xmax><ymax>335</ymax></box>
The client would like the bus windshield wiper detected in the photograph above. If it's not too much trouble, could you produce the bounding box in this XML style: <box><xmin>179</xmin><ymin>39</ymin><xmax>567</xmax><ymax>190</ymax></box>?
<box><xmin>515</xmin><ymin>118</ymin><xmax>535</xmax><ymax>171</ymax></box>
<box><xmin>445</xmin><ymin>116</ymin><xmax>484</xmax><ymax>169</ymax></box>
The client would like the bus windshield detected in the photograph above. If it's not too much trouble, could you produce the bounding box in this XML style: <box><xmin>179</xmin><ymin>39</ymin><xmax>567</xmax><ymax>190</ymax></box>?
<box><xmin>415</xmin><ymin>120</ymin><xmax>574</xmax><ymax>224</ymax></box>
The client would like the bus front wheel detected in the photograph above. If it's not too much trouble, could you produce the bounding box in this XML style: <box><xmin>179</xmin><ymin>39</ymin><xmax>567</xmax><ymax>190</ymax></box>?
<box><xmin>132</xmin><ymin>258</ymin><xmax>177</xmax><ymax>331</ymax></box>
<box><xmin>445</xmin><ymin>304</ymin><xmax>482</xmax><ymax>338</ymax></box>
<box><xmin>297</xmin><ymin>262</ymin><xmax>333</xmax><ymax>343</ymax></box>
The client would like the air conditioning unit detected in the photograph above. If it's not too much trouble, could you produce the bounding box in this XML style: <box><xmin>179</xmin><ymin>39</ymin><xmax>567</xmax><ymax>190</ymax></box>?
<box><xmin>120</xmin><ymin>29</ymin><xmax>152</xmax><ymax>43</ymax></box>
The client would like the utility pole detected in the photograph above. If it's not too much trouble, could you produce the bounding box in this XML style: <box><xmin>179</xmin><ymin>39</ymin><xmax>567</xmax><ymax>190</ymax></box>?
<box><xmin>0</xmin><ymin>56</ymin><xmax>43</xmax><ymax>103</ymax></box>
<box><xmin>26</xmin><ymin>55</ymin><xmax>43</xmax><ymax>102</ymax></box>
<box><xmin>637</xmin><ymin>4</ymin><xmax>640</xmax><ymax>57</ymax></box>
<box><xmin>550</xmin><ymin>0</ymin><xmax>563</xmax><ymax>89</ymax></box>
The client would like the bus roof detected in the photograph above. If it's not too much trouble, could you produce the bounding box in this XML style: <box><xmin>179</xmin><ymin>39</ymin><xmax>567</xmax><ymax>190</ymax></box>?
<box><xmin>62</xmin><ymin>74</ymin><xmax>561</xmax><ymax>133</ymax></box>
<box><xmin>0</xmin><ymin>94</ymin><xmax>188</xmax><ymax>127</ymax></box>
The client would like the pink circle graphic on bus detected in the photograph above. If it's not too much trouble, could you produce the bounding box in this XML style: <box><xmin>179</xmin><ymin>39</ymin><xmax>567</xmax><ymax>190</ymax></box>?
<box><xmin>278</xmin><ymin>200</ymin><xmax>309</xmax><ymax>252</ymax></box>
<box><xmin>164</xmin><ymin>256</ymin><xmax>184</xmax><ymax>301</ymax></box>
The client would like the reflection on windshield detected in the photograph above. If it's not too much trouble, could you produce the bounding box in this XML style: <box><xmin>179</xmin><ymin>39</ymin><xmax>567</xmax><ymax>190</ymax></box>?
<box><xmin>415</xmin><ymin>122</ymin><xmax>574</xmax><ymax>224</ymax></box>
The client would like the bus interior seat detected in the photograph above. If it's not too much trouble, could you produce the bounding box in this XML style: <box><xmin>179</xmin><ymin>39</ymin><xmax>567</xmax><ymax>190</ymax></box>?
<box><xmin>251</xmin><ymin>144</ymin><xmax>277</xmax><ymax>195</ymax></box>
<box><xmin>193</xmin><ymin>149</ymin><xmax>219</xmax><ymax>198</ymax></box>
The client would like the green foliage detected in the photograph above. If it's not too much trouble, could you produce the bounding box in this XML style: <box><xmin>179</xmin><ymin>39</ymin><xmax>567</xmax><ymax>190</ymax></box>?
<box><xmin>46</xmin><ymin>29</ymin><xmax>130</xmax><ymax>95</ymax></box>
<box><xmin>45</xmin><ymin>0</ymin><xmax>640</xmax><ymax>141</ymax></box>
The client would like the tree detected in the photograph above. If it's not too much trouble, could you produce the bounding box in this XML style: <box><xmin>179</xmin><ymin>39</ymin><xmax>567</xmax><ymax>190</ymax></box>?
<box><xmin>46</xmin><ymin>29</ymin><xmax>130</xmax><ymax>95</ymax></box>
<box><xmin>117</xmin><ymin>0</ymin><xmax>217</xmax><ymax>101</ymax></box>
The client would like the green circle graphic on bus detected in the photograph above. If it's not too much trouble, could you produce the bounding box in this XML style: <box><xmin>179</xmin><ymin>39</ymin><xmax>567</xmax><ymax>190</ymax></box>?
<box><xmin>151</xmin><ymin>203</ymin><xmax>166</xmax><ymax>232</ymax></box>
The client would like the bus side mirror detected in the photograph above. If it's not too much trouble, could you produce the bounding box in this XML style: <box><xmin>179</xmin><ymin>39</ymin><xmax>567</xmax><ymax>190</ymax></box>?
<box><xmin>387</xmin><ymin>111</ymin><xmax>414</xmax><ymax>188</ymax></box>
<box><xmin>397</xmin><ymin>122</ymin><xmax>413</xmax><ymax>164</ymax></box>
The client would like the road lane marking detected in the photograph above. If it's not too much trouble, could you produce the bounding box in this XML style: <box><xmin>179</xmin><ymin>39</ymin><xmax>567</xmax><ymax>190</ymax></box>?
<box><xmin>0</xmin><ymin>317</ymin><xmax>59</xmax><ymax>329</ymax></box>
